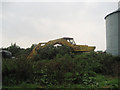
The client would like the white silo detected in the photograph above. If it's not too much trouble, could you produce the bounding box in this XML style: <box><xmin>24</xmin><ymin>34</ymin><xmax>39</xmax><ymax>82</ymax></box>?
<box><xmin>118</xmin><ymin>1</ymin><xmax>120</xmax><ymax>8</ymax></box>
<box><xmin>105</xmin><ymin>2</ymin><xmax>120</xmax><ymax>56</ymax></box>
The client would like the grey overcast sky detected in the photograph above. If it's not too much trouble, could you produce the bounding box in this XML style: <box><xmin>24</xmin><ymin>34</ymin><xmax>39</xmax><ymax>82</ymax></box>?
<box><xmin>1</xmin><ymin>0</ymin><xmax>119</xmax><ymax>51</ymax></box>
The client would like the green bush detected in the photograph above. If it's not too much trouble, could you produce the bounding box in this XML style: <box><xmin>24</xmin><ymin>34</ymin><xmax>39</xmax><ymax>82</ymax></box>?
<box><xmin>7</xmin><ymin>43</ymin><xmax>21</xmax><ymax>57</ymax></box>
<box><xmin>33</xmin><ymin>54</ymin><xmax>75</xmax><ymax>85</ymax></box>
<box><xmin>36</xmin><ymin>45</ymin><xmax>56</xmax><ymax>60</ymax></box>
<box><xmin>34</xmin><ymin>45</ymin><xmax>73</xmax><ymax>60</ymax></box>
<box><xmin>2</xmin><ymin>47</ymin><xmax>120</xmax><ymax>88</ymax></box>
<box><xmin>2</xmin><ymin>58</ymin><xmax>33</xmax><ymax>85</ymax></box>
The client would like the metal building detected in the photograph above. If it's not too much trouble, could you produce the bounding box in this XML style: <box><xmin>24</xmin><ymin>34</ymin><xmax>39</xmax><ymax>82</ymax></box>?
<box><xmin>105</xmin><ymin>2</ymin><xmax>120</xmax><ymax>56</ymax></box>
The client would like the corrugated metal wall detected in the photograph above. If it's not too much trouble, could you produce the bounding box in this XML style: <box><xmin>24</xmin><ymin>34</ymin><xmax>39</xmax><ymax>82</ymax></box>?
<box><xmin>118</xmin><ymin>1</ymin><xmax>120</xmax><ymax>8</ymax></box>
<box><xmin>106</xmin><ymin>12</ymin><xmax>119</xmax><ymax>56</ymax></box>
<box><xmin>118</xmin><ymin>12</ymin><xmax>120</xmax><ymax>55</ymax></box>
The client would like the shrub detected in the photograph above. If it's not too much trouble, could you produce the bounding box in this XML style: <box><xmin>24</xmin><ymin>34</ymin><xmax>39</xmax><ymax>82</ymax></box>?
<box><xmin>7</xmin><ymin>43</ymin><xmax>21</xmax><ymax>57</ymax></box>
<box><xmin>2</xmin><ymin>58</ymin><xmax>33</xmax><ymax>85</ymax></box>
<box><xmin>34</xmin><ymin>45</ymin><xmax>73</xmax><ymax>60</ymax></box>
<box><xmin>33</xmin><ymin>54</ymin><xmax>75</xmax><ymax>85</ymax></box>
<box><xmin>2</xmin><ymin>48</ymin><xmax>120</xmax><ymax>88</ymax></box>
<box><xmin>36</xmin><ymin>45</ymin><xmax>56</xmax><ymax>60</ymax></box>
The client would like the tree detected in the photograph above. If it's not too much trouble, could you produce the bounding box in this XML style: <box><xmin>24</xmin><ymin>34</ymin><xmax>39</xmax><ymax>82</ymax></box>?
<box><xmin>7</xmin><ymin>43</ymin><xmax>21</xmax><ymax>56</ymax></box>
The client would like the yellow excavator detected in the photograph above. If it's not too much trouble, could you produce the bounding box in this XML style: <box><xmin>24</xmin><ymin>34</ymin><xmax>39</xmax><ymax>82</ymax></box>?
<box><xmin>27</xmin><ymin>37</ymin><xmax>96</xmax><ymax>60</ymax></box>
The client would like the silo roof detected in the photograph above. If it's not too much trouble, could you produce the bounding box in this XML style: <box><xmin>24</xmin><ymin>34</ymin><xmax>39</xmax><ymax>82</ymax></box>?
<box><xmin>105</xmin><ymin>8</ymin><xmax>120</xmax><ymax>19</ymax></box>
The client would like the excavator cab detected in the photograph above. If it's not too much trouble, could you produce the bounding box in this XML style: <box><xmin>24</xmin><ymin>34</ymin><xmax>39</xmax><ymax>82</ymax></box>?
<box><xmin>62</xmin><ymin>37</ymin><xmax>76</xmax><ymax>45</ymax></box>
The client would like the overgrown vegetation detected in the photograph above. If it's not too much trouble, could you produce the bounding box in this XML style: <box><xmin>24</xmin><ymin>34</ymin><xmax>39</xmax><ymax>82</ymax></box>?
<box><xmin>2</xmin><ymin>44</ymin><xmax>120</xmax><ymax>89</ymax></box>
